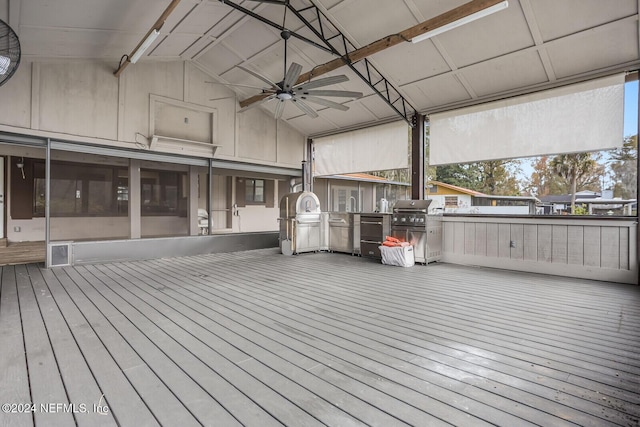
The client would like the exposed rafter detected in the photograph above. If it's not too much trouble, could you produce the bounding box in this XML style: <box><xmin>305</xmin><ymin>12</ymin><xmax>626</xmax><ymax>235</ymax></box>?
<box><xmin>219</xmin><ymin>0</ymin><xmax>417</xmax><ymax>125</ymax></box>
<box><xmin>225</xmin><ymin>0</ymin><xmax>507</xmax><ymax>125</ymax></box>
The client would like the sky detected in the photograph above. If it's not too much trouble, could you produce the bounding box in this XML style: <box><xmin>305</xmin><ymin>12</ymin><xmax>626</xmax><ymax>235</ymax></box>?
<box><xmin>624</xmin><ymin>80</ymin><xmax>638</xmax><ymax>137</ymax></box>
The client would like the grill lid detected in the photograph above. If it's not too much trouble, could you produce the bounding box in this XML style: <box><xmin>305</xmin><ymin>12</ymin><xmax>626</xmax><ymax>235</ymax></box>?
<box><xmin>393</xmin><ymin>199</ymin><xmax>432</xmax><ymax>212</ymax></box>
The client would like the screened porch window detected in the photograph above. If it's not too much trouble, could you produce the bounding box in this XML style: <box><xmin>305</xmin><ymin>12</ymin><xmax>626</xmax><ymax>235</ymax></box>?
<box><xmin>33</xmin><ymin>161</ymin><xmax>128</xmax><ymax>217</ymax></box>
<box><xmin>140</xmin><ymin>169</ymin><xmax>188</xmax><ymax>216</ymax></box>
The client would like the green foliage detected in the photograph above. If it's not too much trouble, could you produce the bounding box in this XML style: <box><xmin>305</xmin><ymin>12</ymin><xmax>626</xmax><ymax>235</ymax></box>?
<box><xmin>435</xmin><ymin>160</ymin><xmax>521</xmax><ymax>195</ymax></box>
<box><xmin>549</xmin><ymin>152</ymin><xmax>602</xmax><ymax>212</ymax></box>
<box><xmin>572</xmin><ymin>204</ymin><xmax>589</xmax><ymax>215</ymax></box>
<box><xmin>609</xmin><ymin>135</ymin><xmax>637</xmax><ymax>199</ymax></box>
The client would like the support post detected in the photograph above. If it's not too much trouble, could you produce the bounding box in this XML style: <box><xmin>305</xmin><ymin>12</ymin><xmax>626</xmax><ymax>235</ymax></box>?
<box><xmin>129</xmin><ymin>159</ymin><xmax>141</xmax><ymax>239</ymax></box>
<box><xmin>208</xmin><ymin>159</ymin><xmax>213</xmax><ymax>234</ymax></box>
<box><xmin>636</xmin><ymin>75</ymin><xmax>639</xmax><ymax>272</ymax></box>
<box><xmin>411</xmin><ymin>113</ymin><xmax>426</xmax><ymax>200</ymax></box>
<box><xmin>45</xmin><ymin>138</ymin><xmax>50</xmax><ymax>268</ymax></box>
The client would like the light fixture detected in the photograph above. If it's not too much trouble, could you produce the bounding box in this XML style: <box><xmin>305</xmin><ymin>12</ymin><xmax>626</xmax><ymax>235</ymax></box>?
<box><xmin>0</xmin><ymin>55</ymin><xmax>10</xmax><ymax>75</ymax></box>
<box><xmin>16</xmin><ymin>157</ymin><xmax>25</xmax><ymax>179</ymax></box>
<box><xmin>411</xmin><ymin>0</ymin><xmax>509</xmax><ymax>44</ymax></box>
<box><xmin>130</xmin><ymin>29</ymin><xmax>160</xmax><ymax>64</ymax></box>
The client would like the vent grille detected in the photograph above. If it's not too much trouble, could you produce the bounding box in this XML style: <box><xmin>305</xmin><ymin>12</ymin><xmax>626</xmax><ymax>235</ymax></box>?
<box><xmin>48</xmin><ymin>243</ymin><xmax>72</xmax><ymax>267</ymax></box>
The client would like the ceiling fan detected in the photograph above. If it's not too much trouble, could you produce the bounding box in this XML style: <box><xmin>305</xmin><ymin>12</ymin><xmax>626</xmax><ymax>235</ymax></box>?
<box><xmin>211</xmin><ymin>18</ymin><xmax>363</xmax><ymax>119</ymax></box>
<box><xmin>0</xmin><ymin>19</ymin><xmax>21</xmax><ymax>87</ymax></box>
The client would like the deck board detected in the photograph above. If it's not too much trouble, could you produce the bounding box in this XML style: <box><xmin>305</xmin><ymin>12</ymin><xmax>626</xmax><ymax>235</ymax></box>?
<box><xmin>0</xmin><ymin>248</ymin><xmax>639</xmax><ymax>426</ymax></box>
<box><xmin>0</xmin><ymin>267</ymin><xmax>33</xmax><ymax>427</ymax></box>
<box><xmin>24</xmin><ymin>264</ymin><xmax>117</xmax><ymax>427</ymax></box>
<box><xmin>15</xmin><ymin>264</ymin><xmax>74</xmax><ymax>427</ymax></box>
<box><xmin>36</xmin><ymin>267</ymin><xmax>160</xmax><ymax>427</ymax></box>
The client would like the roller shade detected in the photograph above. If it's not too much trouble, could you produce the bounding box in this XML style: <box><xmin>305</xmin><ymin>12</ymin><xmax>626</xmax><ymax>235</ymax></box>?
<box><xmin>313</xmin><ymin>121</ymin><xmax>409</xmax><ymax>176</ymax></box>
<box><xmin>429</xmin><ymin>74</ymin><xmax>625</xmax><ymax>165</ymax></box>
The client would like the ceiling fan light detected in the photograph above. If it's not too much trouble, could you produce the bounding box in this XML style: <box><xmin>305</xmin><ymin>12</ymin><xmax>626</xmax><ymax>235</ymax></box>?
<box><xmin>0</xmin><ymin>55</ymin><xmax>10</xmax><ymax>75</ymax></box>
<box><xmin>277</xmin><ymin>92</ymin><xmax>293</xmax><ymax>100</ymax></box>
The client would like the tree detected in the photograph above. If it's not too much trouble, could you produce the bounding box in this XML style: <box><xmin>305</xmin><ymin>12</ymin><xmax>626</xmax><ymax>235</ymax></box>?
<box><xmin>473</xmin><ymin>160</ymin><xmax>521</xmax><ymax>195</ymax></box>
<box><xmin>549</xmin><ymin>152</ymin><xmax>601</xmax><ymax>213</ymax></box>
<box><xmin>609</xmin><ymin>135</ymin><xmax>637</xmax><ymax>199</ymax></box>
<box><xmin>525</xmin><ymin>156</ymin><xmax>565</xmax><ymax>197</ymax></box>
<box><xmin>435</xmin><ymin>163</ymin><xmax>479</xmax><ymax>189</ymax></box>
<box><xmin>435</xmin><ymin>160</ymin><xmax>521</xmax><ymax>195</ymax></box>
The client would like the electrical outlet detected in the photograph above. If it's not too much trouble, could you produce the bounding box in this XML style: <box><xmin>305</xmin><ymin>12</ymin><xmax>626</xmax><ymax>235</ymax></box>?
<box><xmin>509</xmin><ymin>240</ymin><xmax>516</xmax><ymax>248</ymax></box>
<box><xmin>13</xmin><ymin>226</ymin><xmax>21</xmax><ymax>232</ymax></box>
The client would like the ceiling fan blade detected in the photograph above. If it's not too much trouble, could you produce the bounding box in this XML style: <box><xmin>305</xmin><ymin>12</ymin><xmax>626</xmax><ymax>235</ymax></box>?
<box><xmin>282</xmin><ymin>62</ymin><xmax>303</xmax><ymax>91</ymax></box>
<box><xmin>299</xmin><ymin>95</ymin><xmax>349</xmax><ymax>111</ymax></box>
<box><xmin>293</xmin><ymin>75</ymin><xmax>349</xmax><ymax>91</ymax></box>
<box><xmin>291</xmin><ymin>98</ymin><xmax>319</xmax><ymax>118</ymax></box>
<box><xmin>237</xmin><ymin>65</ymin><xmax>279</xmax><ymax>90</ymax></box>
<box><xmin>238</xmin><ymin>94</ymin><xmax>276</xmax><ymax>113</ymax></box>
<box><xmin>301</xmin><ymin>89</ymin><xmax>363</xmax><ymax>98</ymax></box>
<box><xmin>206</xmin><ymin>81</ymin><xmax>273</xmax><ymax>90</ymax></box>
<box><xmin>274</xmin><ymin>99</ymin><xmax>286</xmax><ymax>119</ymax></box>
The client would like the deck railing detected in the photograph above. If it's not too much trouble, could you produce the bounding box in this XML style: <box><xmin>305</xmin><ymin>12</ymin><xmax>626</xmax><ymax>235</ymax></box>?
<box><xmin>441</xmin><ymin>215</ymin><xmax>638</xmax><ymax>284</ymax></box>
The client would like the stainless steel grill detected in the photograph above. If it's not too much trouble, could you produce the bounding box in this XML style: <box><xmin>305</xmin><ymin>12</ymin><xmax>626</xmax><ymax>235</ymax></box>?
<box><xmin>391</xmin><ymin>200</ymin><xmax>442</xmax><ymax>264</ymax></box>
<box><xmin>278</xmin><ymin>191</ymin><xmax>322</xmax><ymax>255</ymax></box>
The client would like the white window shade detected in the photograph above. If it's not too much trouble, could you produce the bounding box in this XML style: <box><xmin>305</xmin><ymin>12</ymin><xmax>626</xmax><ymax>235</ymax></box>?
<box><xmin>429</xmin><ymin>74</ymin><xmax>625</xmax><ymax>166</ymax></box>
<box><xmin>313</xmin><ymin>121</ymin><xmax>409</xmax><ymax>176</ymax></box>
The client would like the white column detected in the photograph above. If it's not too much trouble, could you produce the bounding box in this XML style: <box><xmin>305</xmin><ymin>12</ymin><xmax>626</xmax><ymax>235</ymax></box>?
<box><xmin>129</xmin><ymin>159</ymin><xmax>141</xmax><ymax>239</ymax></box>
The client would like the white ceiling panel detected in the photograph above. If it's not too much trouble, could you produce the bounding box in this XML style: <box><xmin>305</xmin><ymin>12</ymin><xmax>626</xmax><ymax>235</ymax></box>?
<box><xmin>436</xmin><ymin>0</ymin><xmax>534</xmax><ymax>68</ymax></box>
<box><xmin>20</xmin><ymin>0</ymin><xmax>153</xmax><ymax>30</ymax></box>
<box><xmin>170</xmin><ymin>1</ymin><xmax>232</xmax><ymax>35</ymax></box>
<box><xmin>151</xmin><ymin>34</ymin><xmax>200</xmax><ymax>58</ymax></box>
<box><xmin>322</xmin><ymin>0</ymin><xmax>416</xmax><ymax>46</ymax></box>
<box><xmin>19</xmin><ymin>27</ymin><xmax>144</xmax><ymax>59</ymax></box>
<box><xmin>196</xmin><ymin>43</ymin><xmax>244</xmax><ymax>76</ymax></box>
<box><xmin>545</xmin><ymin>18</ymin><xmax>639</xmax><ymax>79</ymax></box>
<box><xmin>462</xmin><ymin>50</ymin><xmax>549</xmax><ymax>97</ymax></box>
<box><xmin>411</xmin><ymin>0</ymin><xmax>469</xmax><ymax>20</ymax></box>
<box><xmin>529</xmin><ymin>0</ymin><xmax>637</xmax><ymax>42</ymax></box>
<box><xmin>224</xmin><ymin>22</ymin><xmax>281</xmax><ymax>61</ymax></box>
<box><xmin>4</xmin><ymin>0</ymin><xmax>639</xmax><ymax>137</ymax></box>
<box><xmin>404</xmin><ymin>74</ymin><xmax>471</xmax><ymax>110</ymax></box>
<box><xmin>371</xmin><ymin>41</ymin><xmax>450</xmax><ymax>85</ymax></box>
<box><xmin>356</xmin><ymin>94</ymin><xmax>405</xmax><ymax>121</ymax></box>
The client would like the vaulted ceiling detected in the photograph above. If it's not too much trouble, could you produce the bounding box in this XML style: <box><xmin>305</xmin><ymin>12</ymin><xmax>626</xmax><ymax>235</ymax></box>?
<box><xmin>5</xmin><ymin>0</ymin><xmax>640</xmax><ymax>137</ymax></box>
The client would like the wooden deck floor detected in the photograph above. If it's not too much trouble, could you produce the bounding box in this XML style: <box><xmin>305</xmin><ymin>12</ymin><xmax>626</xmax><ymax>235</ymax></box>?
<box><xmin>0</xmin><ymin>248</ymin><xmax>638</xmax><ymax>427</ymax></box>
<box><xmin>0</xmin><ymin>241</ymin><xmax>45</xmax><ymax>266</ymax></box>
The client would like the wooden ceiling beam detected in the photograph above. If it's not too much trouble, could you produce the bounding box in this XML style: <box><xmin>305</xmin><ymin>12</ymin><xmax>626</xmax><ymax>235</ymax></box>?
<box><xmin>113</xmin><ymin>0</ymin><xmax>182</xmax><ymax>78</ymax></box>
<box><xmin>240</xmin><ymin>0</ymin><xmax>504</xmax><ymax>109</ymax></box>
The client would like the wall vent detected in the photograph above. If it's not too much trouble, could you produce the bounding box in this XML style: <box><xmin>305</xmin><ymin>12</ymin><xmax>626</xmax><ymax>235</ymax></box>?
<box><xmin>48</xmin><ymin>242</ymin><xmax>72</xmax><ymax>267</ymax></box>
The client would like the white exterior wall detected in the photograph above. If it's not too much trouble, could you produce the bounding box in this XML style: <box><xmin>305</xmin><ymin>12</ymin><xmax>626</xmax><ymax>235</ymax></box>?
<box><xmin>0</xmin><ymin>61</ymin><xmax>305</xmax><ymax>165</ymax></box>
<box><xmin>427</xmin><ymin>194</ymin><xmax>473</xmax><ymax>213</ymax></box>
<box><xmin>0</xmin><ymin>60</ymin><xmax>305</xmax><ymax>241</ymax></box>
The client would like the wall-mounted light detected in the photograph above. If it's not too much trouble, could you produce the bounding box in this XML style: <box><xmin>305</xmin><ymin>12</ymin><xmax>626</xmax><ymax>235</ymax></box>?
<box><xmin>130</xmin><ymin>29</ymin><xmax>160</xmax><ymax>64</ymax></box>
<box><xmin>16</xmin><ymin>157</ymin><xmax>25</xmax><ymax>179</ymax></box>
<box><xmin>411</xmin><ymin>1</ymin><xmax>509</xmax><ymax>44</ymax></box>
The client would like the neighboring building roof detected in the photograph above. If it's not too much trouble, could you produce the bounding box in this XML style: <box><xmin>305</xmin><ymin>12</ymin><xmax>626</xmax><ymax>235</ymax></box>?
<box><xmin>318</xmin><ymin>173</ymin><xmax>410</xmax><ymax>186</ymax></box>
<box><xmin>474</xmin><ymin>194</ymin><xmax>540</xmax><ymax>202</ymax></box>
<box><xmin>540</xmin><ymin>192</ymin><xmax>601</xmax><ymax>203</ymax></box>
<box><xmin>427</xmin><ymin>181</ymin><xmax>486</xmax><ymax>197</ymax></box>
